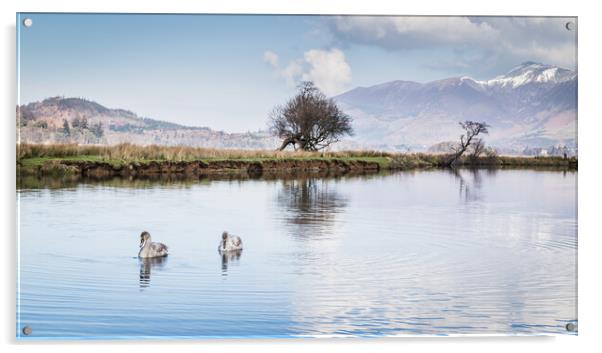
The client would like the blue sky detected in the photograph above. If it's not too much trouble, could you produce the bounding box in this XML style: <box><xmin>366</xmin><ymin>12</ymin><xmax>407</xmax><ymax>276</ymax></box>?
<box><xmin>17</xmin><ymin>14</ymin><xmax>577</xmax><ymax>132</ymax></box>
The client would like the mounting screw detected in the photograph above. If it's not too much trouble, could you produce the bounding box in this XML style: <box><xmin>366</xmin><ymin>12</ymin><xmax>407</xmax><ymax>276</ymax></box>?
<box><xmin>565</xmin><ymin>323</ymin><xmax>576</xmax><ymax>332</ymax></box>
<box><xmin>23</xmin><ymin>18</ymin><xmax>33</xmax><ymax>28</ymax></box>
<box><xmin>22</xmin><ymin>326</ymin><xmax>32</xmax><ymax>335</ymax></box>
<box><xmin>565</xmin><ymin>21</ymin><xmax>575</xmax><ymax>31</ymax></box>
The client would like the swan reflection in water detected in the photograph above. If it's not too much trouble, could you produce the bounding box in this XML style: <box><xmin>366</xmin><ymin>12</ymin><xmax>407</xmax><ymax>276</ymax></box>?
<box><xmin>139</xmin><ymin>256</ymin><xmax>168</xmax><ymax>289</ymax></box>
<box><xmin>220</xmin><ymin>249</ymin><xmax>242</xmax><ymax>276</ymax></box>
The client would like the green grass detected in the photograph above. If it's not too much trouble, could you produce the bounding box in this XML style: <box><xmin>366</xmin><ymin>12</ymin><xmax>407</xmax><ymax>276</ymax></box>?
<box><xmin>19</xmin><ymin>155</ymin><xmax>104</xmax><ymax>166</ymax></box>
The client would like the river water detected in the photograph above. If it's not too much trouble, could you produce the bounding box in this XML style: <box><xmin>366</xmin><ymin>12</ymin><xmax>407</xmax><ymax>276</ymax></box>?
<box><xmin>16</xmin><ymin>168</ymin><xmax>577</xmax><ymax>338</ymax></box>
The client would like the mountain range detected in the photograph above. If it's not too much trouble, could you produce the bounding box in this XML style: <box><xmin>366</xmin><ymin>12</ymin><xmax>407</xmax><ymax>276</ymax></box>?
<box><xmin>17</xmin><ymin>62</ymin><xmax>576</xmax><ymax>154</ymax></box>
<box><xmin>334</xmin><ymin>61</ymin><xmax>577</xmax><ymax>153</ymax></box>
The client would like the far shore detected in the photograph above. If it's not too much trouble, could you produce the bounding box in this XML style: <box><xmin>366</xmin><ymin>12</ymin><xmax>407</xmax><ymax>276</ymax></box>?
<box><xmin>16</xmin><ymin>143</ymin><xmax>578</xmax><ymax>179</ymax></box>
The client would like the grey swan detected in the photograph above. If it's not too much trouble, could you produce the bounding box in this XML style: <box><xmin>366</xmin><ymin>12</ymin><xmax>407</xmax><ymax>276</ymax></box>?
<box><xmin>218</xmin><ymin>231</ymin><xmax>243</xmax><ymax>252</ymax></box>
<box><xmin>138</xmin><ymin>231</ymin><xmax>168</xmax><ymax>258</ymax></box>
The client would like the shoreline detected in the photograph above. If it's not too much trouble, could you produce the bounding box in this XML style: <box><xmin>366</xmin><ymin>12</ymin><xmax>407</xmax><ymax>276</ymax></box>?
<box><xmin>18</xmin><ymin>157</ymin><xmax>384</xmax><ymax>179</ymax></box>
<box><xmin>16</xmin><ymin>143</ymin><xmax>577</xmax><ymax>179</ymax></box>
<box><xmin>17</xmin><ymin>155</ymin><xmax>578</xmax><ymax>180</ymax></box>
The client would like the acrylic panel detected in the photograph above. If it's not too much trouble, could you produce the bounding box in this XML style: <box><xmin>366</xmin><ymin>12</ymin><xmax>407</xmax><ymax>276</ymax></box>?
<box><xmin>16</xmin><ymin>13</ymin><xmax>578</xmax><ymax>339</ymax></box>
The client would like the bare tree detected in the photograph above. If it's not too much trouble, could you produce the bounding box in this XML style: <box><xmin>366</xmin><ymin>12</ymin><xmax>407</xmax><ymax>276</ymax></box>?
<box><xmin>269</xmin><ymin>81</ymin><xmax>353</xmax><ymax>151</ymax></box>
<box><xmin>448</xmin><ymin>120</ymin><xmax>490</xmax><ymax>166</ymax></box>
<box><xmin>470</xmin><ymin>138</ymin><xmax>486</xmax><ymax>161</ymax></box>
<box><xmin>484</xmin><ymin>146</ymin><xmax>499</xmax><ymax>163</ymax></box>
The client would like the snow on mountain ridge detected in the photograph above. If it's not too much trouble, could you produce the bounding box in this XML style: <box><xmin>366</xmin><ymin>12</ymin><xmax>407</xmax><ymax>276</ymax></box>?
<box><xmin>480</xmin><ymin>62</ymin><xmax>575</xmax><ymax>88</ymax></box>
<box><xmin>349</xmin><ymin>62</ymin><xmax>575</xmax><ymax>92</ymax></box>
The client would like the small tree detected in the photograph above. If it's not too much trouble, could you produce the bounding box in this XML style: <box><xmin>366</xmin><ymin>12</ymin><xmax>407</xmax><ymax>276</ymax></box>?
<box><xmin>81</xmin><ymin>117</ymin><xmax>89</xmax><ymax>129</ymax></box>
<box><xmin>484</xmin><ymin>146</ymin><xmax>499</xmax><ymax>163</ymax></box>
<box><xmin>62</xmin><ymin>119</ymin><xmax>71</xmax><ymax>136</ymax></box>
<box><xmin>469</xmin><ymin>138</ymin><xmax>486</xmax><ymax>161</ymax></box>
<box><xmin>448</xmin><ymin>120</ymin><xmax>490</xmax><ymax>166</ymax></box>
<box><xmin>269</xmin><ymin>81</ymin><xmax>353</xmax><ymax>151</ymax></box>
<box><xmin>91</xmin><ymin>122</ymin><xmax>104</xmax><ymax>138</ymax></box>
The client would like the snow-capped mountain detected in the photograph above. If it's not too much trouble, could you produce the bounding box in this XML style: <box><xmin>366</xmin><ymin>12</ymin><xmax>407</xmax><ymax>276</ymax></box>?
<box><xmin>483</xmin><ymin>61</ymin><xmax>576</xmax><ymax>88</ymax></box>
<box><xmin>334</xmin><ymin>62</ymin><xmax>577</xmax><ymax>152</ymax></box>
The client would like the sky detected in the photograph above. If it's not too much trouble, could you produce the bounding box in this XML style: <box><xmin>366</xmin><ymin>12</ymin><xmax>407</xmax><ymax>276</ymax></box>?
<box><xmin>17</xmin><ymin>14</ymin><xmax>577</xmax><ymax>132</ymax></box>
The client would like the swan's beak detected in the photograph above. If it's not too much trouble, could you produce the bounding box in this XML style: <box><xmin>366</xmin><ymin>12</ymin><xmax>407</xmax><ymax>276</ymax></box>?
<box><xmin>139</xmin><ymin>239</ymin><xmax>145</xmax><ymax>248</ymax></box>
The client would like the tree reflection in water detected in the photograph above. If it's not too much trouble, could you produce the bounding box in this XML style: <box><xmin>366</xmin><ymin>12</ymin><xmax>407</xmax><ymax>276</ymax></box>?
<box><xmin>451</xmin><ymin>168</ymin><xmax>497</xmax><ymax>202</ymax></box>
<box><xmin>276</xmin><ymin>177</ymin><xmax>348</xmax><ymax>239</ymax></box>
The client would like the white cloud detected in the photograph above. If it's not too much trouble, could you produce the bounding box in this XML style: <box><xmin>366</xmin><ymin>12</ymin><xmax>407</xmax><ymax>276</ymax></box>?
<box><xmin>301</xmin><ymin>49</ymin><xmax>352</xmax><ymax>96</ymax></box>
<box><xmin>329</xmin><ymin>16</ymin><xmax>576</xmax><ymax>70</ymax></box>
<box><xmin>264</xmin><ymin>48</ymin><xmax>352</xmax><ymax>96</ymax></box>
<box><xmin>280</xmin><ymin>60</ymin><xmax>304</xmax><ymax>86</ymax></box>
<box><xmin>263</xmin><ymin>50</ymin><xmax>279</xmax><ymax>67</ymax></box>
<box><xmin>333</xmin><ymin>16</ymin><xmax>499</xmax><ymax>48</ymax></box>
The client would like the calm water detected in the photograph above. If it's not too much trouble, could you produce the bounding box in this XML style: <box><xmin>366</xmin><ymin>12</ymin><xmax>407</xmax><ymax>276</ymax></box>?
<box><xmin>17</xmin><ymin>169</ymin><xmax>577</xmax><ymax>339</ymax></box>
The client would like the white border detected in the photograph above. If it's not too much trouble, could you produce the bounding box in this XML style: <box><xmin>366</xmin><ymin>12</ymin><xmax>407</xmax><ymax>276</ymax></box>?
<box><xmin>2</xmin><ymin>1</ymin><xmax>601</xmax><ymax>352</ymax></box>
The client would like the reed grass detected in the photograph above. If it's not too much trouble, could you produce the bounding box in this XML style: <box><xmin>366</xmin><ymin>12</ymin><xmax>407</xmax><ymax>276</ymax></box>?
<box><xmin>16</xmin><ymin>143</ymin><xmax>576</xmax><ymax>171</ymax></box>
<box><xmin>16</xmin><ymin>143</ymin><xmax>394</xmax><ymax>161</ymax></box>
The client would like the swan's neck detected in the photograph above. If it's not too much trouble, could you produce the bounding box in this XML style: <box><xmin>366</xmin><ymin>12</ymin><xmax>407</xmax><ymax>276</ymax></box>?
<box><xmin>139</xmin><ymin>239</ymin><xmax>151</xmax><ymax>256</ymax></box>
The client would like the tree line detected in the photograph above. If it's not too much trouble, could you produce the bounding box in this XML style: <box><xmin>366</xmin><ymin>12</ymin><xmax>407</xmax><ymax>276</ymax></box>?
<box><xmin>62</xmin><ymin>117</ymin><xmax>104</xmax><ymax>138</ymax></box>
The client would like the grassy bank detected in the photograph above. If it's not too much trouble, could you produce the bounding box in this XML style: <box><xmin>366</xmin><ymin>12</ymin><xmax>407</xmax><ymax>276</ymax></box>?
<box><xmin>16</xmin><ymin>143</ymin><xmax>577</xmax><ymax>178</ymax></box>
<box><xmin>17</xmin><ymin>143</ymin><xmax>395</xmax><ymax>161</ymax></box>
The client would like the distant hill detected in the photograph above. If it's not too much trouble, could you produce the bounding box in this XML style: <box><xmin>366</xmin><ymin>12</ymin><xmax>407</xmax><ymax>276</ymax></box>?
<box><xmin>334</xmin><ymin>61</ymin><xmax>577</xmax><ymax>154</ymax></box>
<box><xmin>17</xmin><ymin>61</ymin><xmax>578</xmax><ymax>155</ymax></box>
<box><xmin>17</xmin><ymin>97</ymin><xmax>279</xmax><ymax>149</ymax></box>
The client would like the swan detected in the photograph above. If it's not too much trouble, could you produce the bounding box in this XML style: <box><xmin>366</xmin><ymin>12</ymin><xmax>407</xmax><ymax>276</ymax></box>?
<box><xmin>218</xmin><ymin>231</ymin><xmax>243</xmax><ymax>252</ymax></box>
<box><xmin>138</xmin><ymin>231</ymin><xmax>168</xmax><ymax>258</ymax></box>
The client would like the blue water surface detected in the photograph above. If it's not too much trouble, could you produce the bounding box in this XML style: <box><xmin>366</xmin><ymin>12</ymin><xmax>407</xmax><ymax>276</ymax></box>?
<box><xmin>16</xmin><ymin>169</ymin><xmax>577</xmax><ymax>339</ymax></box>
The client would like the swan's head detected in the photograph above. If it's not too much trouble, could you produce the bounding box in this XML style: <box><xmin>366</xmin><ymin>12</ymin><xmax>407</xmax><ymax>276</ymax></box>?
<box><xmin>140</xmin><ymin>231</ymin><xmax>151</xmax><ymax>248</ymax></box>
<box><xmin>221</xmin><ymin>231</ymin><xmax>229</xmax><ymax>250</ymax></box>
